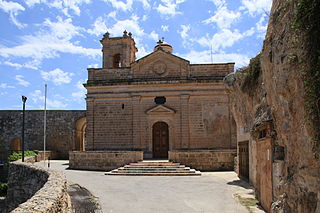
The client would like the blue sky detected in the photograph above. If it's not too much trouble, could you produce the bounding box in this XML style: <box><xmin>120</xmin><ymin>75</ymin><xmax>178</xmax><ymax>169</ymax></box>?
<box><xmin>0</xmin><ymin>0</ymin><xmax>272</xmax><ymax>110</ymax></box>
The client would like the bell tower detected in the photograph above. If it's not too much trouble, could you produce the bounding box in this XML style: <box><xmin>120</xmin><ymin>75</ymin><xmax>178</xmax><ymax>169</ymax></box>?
<box><xmin>100</xmin><ymin>31</ymin><xmax>138</xmax><ymax>68</ymax></box>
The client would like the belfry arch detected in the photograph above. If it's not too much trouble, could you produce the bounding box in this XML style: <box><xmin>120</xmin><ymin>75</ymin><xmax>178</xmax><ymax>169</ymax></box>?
<box><xmin>75</xmin><ymin>117</ymin><xmax>86</xmax><ymax>151</ymax></box>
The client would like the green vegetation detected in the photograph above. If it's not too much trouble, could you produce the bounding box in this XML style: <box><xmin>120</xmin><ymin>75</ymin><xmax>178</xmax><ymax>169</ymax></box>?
<box><xmin>0</xmin><ymin>182</ymin><xmax>8</xmax><ymax>196</ymax></box>
<box><xmin>8</xmin><ymin>150</ymin><xmax>38</xmax><ymax>162</ymax></box>
<box><xmin>234</xmin><ymin>194</ymin><xmax>259</xmax><ymax>213</ymax></box>
<box><xmin>295</xmin><ymin>0</ymin><xmax>320</xmax><ymax>159</ymax></box>
<box><xmin>240</xmin><ymin>54</ymin><xmax>261</xmax><ymax>95</ymax></box>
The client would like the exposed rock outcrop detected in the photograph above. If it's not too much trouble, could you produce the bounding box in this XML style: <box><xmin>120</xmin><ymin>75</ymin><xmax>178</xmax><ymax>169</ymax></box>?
<box><xmin>225</xmin><ymin>0</ymin><xmax>320</xmax><ymax>212</ymax></box>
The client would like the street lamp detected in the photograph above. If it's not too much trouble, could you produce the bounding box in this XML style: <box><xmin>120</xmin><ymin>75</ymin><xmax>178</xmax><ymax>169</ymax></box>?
<box><xmin>21</xmin><ymin>96</ymin><xmax>27</xmax><ymax>162</ymax></box>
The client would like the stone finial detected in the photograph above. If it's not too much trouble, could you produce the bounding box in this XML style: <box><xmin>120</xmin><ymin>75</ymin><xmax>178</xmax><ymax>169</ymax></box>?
<box><xmin>157</xmin><ymin>39</ymin><xmax>163</xmax><ymax>45</ymax></box>
<box><xmin>103</xmin><ymin>32</ymin><xmax>110</xmax><ymax>39</ymax></box>
<box><xmin>123</xmin><ymin>30</ymin><xmax>128</xmax><ymax>37</ymax></box>
<box><xmin>128</xmin><ymin>32</ymin><xmax>132</xmax><ymax>38</ymax></box>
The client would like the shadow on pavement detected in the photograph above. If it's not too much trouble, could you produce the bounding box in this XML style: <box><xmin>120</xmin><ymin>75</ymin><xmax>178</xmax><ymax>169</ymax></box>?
<box><xmin>68</xmin><ymin>184</ymin><xmax>102</xmax><ymax>213</ymax></box>
<box><xmin>227</xmin><ymin>179</ymin><xmax>252</xmax><ymax>189</ymax></box>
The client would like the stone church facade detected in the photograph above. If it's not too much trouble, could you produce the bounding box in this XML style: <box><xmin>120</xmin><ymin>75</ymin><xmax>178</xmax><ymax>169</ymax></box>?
<box><xmin>79</xmin><ymin>31</ymin><xmax>237</xmax><ymax>167</ymax></box>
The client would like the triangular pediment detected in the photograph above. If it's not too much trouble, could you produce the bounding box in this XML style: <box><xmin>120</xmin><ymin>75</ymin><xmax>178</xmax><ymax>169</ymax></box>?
<box><xmin>133</xmin><ymin>49</ymin><xmax>189</xmax><ymax>65</ymax></box>
<box><xmin>146</xmin><ymin>105</ymin><xmax>176</xmax><ymax>115</ymax></box>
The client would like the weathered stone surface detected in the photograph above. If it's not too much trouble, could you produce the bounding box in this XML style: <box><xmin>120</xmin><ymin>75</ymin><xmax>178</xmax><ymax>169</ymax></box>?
<box><xmin>169</xmin><ymin>150</ymin><xmax>236</xmax><ymax>171</ymax></box>
<box><xmin>69</xmin><ymin>151</ymin><xmax>143</xmax><ymax>171</ymax></box>
<box><xmin>5</xmin><ymin>161</ymin><xmax>70</xmax><ymax>213</ymax></box>
<box><xmin>225</xmin><ymin>0</ymin><xmax>320</xmax><ymax>212</ymax></box>
<box><xmin>0</xmin><ymin>110</ymin><xmax>86</xmax><ymax>160</ymax></box>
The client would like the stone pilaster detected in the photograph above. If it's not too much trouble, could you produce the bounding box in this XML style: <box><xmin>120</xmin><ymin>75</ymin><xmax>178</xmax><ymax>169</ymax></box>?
<box><xmin>132</xmin><ymin>95</ymin><xmax>141</xmax><ymax>149</ymax></box>
<box><xmin>180</xmin><ymin>94</ymin><xmax>190</xmax><ymax>148</ymax></box>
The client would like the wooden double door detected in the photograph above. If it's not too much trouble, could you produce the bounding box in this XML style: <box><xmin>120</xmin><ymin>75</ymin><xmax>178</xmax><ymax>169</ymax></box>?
<box><xmin>152</xmin><ymin>122</ymin><xmax>169</xmax><ymax>159</ymax></box>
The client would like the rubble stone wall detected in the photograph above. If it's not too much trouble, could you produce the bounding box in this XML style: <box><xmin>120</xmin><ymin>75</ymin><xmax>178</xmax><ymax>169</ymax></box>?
<box><xmin>169</xmin><ymin>149</ymin><xmax>236</xmax><ymax>171</ymax></box>
<box><xmin>0</xmin><ymin>110</ymin><xmax>86</xmax><ymax>159</ymax></box>
<box><xmin>6</xmin><ymin>161</ymin><xmax>70</xmax><ymax>213</ymax></box>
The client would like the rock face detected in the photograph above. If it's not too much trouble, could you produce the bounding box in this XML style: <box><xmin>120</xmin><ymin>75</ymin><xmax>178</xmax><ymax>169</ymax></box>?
<box><xmin>225</xmin><ymin>0</ymin><xmax>320</xmax><ymax>212</ymax></box>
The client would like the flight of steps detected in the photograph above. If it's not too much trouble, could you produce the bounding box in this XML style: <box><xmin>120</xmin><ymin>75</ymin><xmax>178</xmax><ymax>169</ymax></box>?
<box><xmin>105</xmin><ymin>160</ymin><xmax>201</xmax><ymax>176</ymax></box>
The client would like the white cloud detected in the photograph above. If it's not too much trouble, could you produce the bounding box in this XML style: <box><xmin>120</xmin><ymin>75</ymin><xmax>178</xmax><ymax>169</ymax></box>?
<box><xmin>178</xmin><ymin>24</ymin><xmax>190</xmax><ymax>39</ymax></box>
<box><xmin>149</xmin><ymin>31</ymin><xmax>159</xmax><ymax>41</ymax></box>
<box><xmin>72</xmin><ymin>80</ymin><xmax>86</xmax><ymax>103</ymax></box>
<box><xmin>0</xmin><ymin>17</ymin><xmax>100</xmax><ymax>61</ymax></box>
<box><xmin>203</xmin><ymin>5</ymin><xmax>241</xmax><ymax>29</ymax></box>
<box><xmin>240</xmin><ymin>0</ymin><xmax>272</xmax><ymax>16</ymax></box>
<box><xmin>103</xmin><ymin>0</ymin><xmax>133</xmax><ymax>11</ymax></box>
<box><xmin>15</xmin><ymin>75</ymin><xmax>30</xmax><ymax>87</ymax></box>
<box><xmin>156</xmin><ymin>0</ymin><xmax>184</xmax><ymax>17</ymax></box>
<box><xmin>179</xmin><ymin>50</ymin><xmax>250</xmax><ymax>68</ymax></box>
<box><xmin>88</xmin><ymin>63</ymin><xmax>99</xmax><ymax>68</ymax></box>
<box><xmin>41</xmin><ymin>68</ymin><xmax>74</xmax><ymax>85</ymax></box>
<box><xmin>161</xmin><ymin>25</ymin><xmax>169</xmax><ymax>32</ymax></box>
<box><xmin>107</xmin><ymin>10</ymin><xmax>117</xmax><ymax>20</ymax></box>
<box><xmin>197</xmin><ymin>29</ymin><xmax>244</xmax><ymax>52</ymax></box>
<box><xmin>210</xmin><ymin>0</ymin><xmax>225</xmax><ymax>7</ymax></box>
<box><xmin>0</xmin><ymin>0</ymin><xmax>26</xmax><ymax>28</ymax></box>
<box><xmin>0</xmin><ymin>83</ymin><xmax>15</xmax><ymax>88</ymax></box>
<box><xmin>102</xmin><ymin>0</ymin><xmax>150</xmax><ymax>11</ymax></box>
<box><xmin>256</xmin><ymin>13</ymin><xmax>268</xmax><ymax>38</ymax></box>
<box><xmin>25</xmin><ymin>0</ymin><xmax>92</xmax><ymax>16</ymax></box>
<box><xmin>31</xmin><ymin>89</ymin><xmax>68</xmax><ymax>109</ymax></box>
<box><xmin>87</xmin><ymin>16</ymin><xmax>108</xmax><ymax>36</ymax></box>
<box><xmin>3</xmin><ymin>60</ymin><xmax>41</xmax><ymax>70</ymax></box>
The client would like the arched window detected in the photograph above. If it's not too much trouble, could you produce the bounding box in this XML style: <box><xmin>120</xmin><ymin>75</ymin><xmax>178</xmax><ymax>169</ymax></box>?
<box><xmin>113</xmin><ymin>54</ymin><xmax>121</xmax><ymax>68</ymax></box>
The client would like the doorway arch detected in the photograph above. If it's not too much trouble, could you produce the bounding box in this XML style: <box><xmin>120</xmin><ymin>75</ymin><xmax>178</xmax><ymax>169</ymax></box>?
<box><xmin>152</xmin><ymin>122</ymin><xmax>169</xmax><ymax>159</ymax></box>
<box><xmin>75</xmin><ymin>117</ymin><xmax>86</xmax><ymax>151</ymax></box>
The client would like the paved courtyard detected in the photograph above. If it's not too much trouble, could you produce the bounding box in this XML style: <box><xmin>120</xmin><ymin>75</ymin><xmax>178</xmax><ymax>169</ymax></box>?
<box><xmin>36</xmin><ymin>160</ymin><xmax>257</xmax><ymax>213</ymax></box>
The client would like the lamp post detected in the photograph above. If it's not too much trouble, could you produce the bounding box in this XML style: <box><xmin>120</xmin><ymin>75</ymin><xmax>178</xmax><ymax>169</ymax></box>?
<box><xmin>21</xmin><ymin>96</ymin><xmax>27</xmax><ymax>162</ymax></box>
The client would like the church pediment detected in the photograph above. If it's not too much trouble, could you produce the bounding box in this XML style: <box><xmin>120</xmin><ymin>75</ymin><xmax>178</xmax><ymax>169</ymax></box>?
<box><xmin>131</xmin><ymin>50</ymin><xmax>189</xmax><ymax>78</ymax></box>
<box><xmin>146</xmin><ymin>105</ymin><xmax>176</xmax><ymax>115</ymax></box>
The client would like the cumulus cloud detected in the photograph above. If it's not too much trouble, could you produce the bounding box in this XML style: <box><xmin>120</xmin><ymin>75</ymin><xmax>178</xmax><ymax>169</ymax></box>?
<box><xmin>31</xmin><ymin>89</ymin><xmax>68</xmax><ymax>109</ymax></box>
<box><xmin>24</xmin><ymin>0</ymin><xmax>92</xmax><ymax>16</ymax></box>
<box><xmin>161</xmin><ymin>25</ymin><xmax>169</xmax><ymax>32</ymax></box>
<box><xmin>178</xmin><ymin>24</ymin><xmax>190</xmax><ymax>39</ymax></box>
<box><xmin>15</xmin><ymin>75</ymin><xmax>30</xmax><ymax>87</ymax></box>
<box><xmin>197</xmin><ymin>29</ymin><xmax>243</xmax><ymax>52</ymax></box>
<box><xmin>149</xmin><ymin>31</ymin><xmax>159</xmax><ymax>41</ymax></box>
<box><xmin>179</xmin><ymin>50</ymin><xmax>250</xmax><ymax>68</ymax></box>
<box><xmin>156</xmin><ymin>0</ymin><xmax>185</xmax><ymax>17</ymax></box>
<box><xmin>0</xmin><ymin>16</ymin><xmax>100</xmax><ymax>61</ymax></box>
<box><xmin>203</xmin><ymin>5</ymin><xmax>241</xmax><ymax>29</ymax></box>
<box><xmin>41</xmin><ymin>68</ymin><xmax>74</xmax><ymax>85</ymax></box>
<box><xmin>72</xmin><ymin>80</ymin><xmax>86</xmax><ymax>103</ymax></box>
<box><xmin>3</xmin><ymin>60</ymin><xmax>41</xmax><ymax>70</ymax></box>
<box><xmin>102</xmin><ymin>0</ymin><xmax>150</xmax><ymax>11</ymax></box>
<box><xmin>0</xmin><ymin>0</ymin><xmax>26</xmax><ymax>28</ymax></box>
<box><xmin>240</xmin><ymin>0</ymin><xmax>272</xmax><ymax>16</ymax></box>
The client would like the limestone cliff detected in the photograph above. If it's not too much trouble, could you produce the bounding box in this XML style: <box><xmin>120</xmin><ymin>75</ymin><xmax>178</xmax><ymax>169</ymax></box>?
<box><xmin>224</xmin><ymin>0</ymin><xmax>320</xmax><ymax>212</ymax></box>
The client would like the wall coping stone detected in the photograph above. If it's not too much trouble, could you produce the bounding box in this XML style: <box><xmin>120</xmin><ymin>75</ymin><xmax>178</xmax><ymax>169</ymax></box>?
<box><xmin>6</xmin><ymin>161</ymin><xmax>71</xmax><ymax>213</ymax></box>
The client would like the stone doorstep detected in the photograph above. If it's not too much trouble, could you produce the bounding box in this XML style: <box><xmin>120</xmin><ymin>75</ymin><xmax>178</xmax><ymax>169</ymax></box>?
<box><xmin>113</xmin><ymin>169</ymin><xmax>197</xmax><ymax>173</ymax></box>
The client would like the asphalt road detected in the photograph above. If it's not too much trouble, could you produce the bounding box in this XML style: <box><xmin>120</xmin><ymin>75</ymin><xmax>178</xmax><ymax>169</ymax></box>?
<box><xmin>36</xmin><ymin>160</ymin><xmax>251</xmax><ymax>213</ymax></box>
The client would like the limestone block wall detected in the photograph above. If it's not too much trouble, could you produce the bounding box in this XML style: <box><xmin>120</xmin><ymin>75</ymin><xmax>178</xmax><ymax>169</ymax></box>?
<box><xmin>6</xmin><ymin>161</ymin><xmax>70</xmax><ymax>213</ymax></box>
<box><xmin>87</xmin><ymin>68</ymin><xmax>132</xmax><ymax>81</ymax></box>
<box><xmin>0</xmin><ymin>110</ymin><xmax>86</xmax><ymax>159</ymax></box>
<box><xmin>69</xmin><ymin>151</ymin><xmax>143</xmax><ymax>171</ymax></box>
<box><xmin>190</xmin><ymin>64</ymin><xmax>234</xmax><ymax>77</ymax></box>
<box><xmin>169</xmin><ymin>150</ymin><xmax>237</xmax><ymax>171</ymax></box>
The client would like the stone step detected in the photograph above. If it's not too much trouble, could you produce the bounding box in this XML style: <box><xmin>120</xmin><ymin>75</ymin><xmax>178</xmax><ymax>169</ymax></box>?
<box><xmin>124</xmin><ymin>165</ymin><xmax>185</xmax><ymax>168</ymax></box>
<box><xmin>105</xmin><ymin>171</ymin><xmax>201</xmax><ymax>176</ymax></box>
<box><xmin>120</xmin><ymin>167</ymin><xmax>191</xmax><ymax>171</ymax></box>
<box><xmin>105</xmin><ymin>160</ymin><xmax>201</xmax><ymax>176</ymax></box>
<box><xmin>113</xmin><ymin>169</ymin><xmax>196</xmax><ymax>173</ymax></box>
